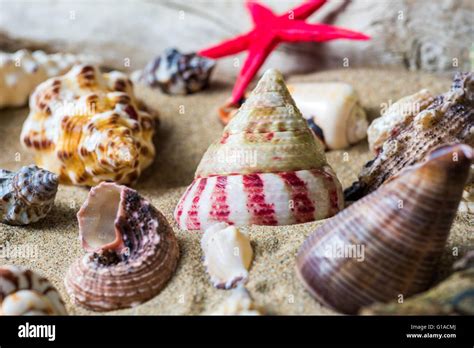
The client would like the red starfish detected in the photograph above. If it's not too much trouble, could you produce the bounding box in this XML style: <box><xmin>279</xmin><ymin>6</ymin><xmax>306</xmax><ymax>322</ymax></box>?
<box><xmin>198</xmin><ymin>0</ymin><xmax>370</xmax><ymax>105</ymax></box>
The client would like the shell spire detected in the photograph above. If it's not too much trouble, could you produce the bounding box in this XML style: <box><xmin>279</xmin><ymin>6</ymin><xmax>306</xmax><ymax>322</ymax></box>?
<box><xmin>175</xmin><ymin>69</ymin><xmax>343</xmax><ymax>230</ymax></box>
<box><xmin>296</xmin><ymin>144</ymin><xmax>472</xmax><ymax>314</ymax></box>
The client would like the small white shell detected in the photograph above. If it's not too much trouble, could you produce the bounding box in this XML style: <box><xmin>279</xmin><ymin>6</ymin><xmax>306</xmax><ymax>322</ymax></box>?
<box><xmin>201</xmin><ymin>223</ymin><xmax>253</xmax><ymax>289</ymax></box>
<box><xmin>210</xmin><ymin>286</ymin><xmax>263</xmax><ymax>315</ymax></box>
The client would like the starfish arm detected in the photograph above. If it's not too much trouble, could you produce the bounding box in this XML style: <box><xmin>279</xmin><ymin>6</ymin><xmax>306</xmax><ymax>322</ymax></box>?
<box><xmin>283</xmin><ymin>0</ymin><xmax>327</xmax><ymax>20</ymax></box>
<box><xmin>247</xmin><ymin>0</ymin><xmax>276</xmax><ymax>24</ymax></box>
<box><xmin>198</xmin><ymin>32</ymin><xmax>252</xmax><ymax>58</ymax></box>
<box><xmin>230</xmin><ymin>39</ymin><xmax>277</xmax><ymax>104</ymax></box>
<box><xmin>278</xmin><ymin>22</ymin><xmax>370</xmax><ymax>42</ymax></box>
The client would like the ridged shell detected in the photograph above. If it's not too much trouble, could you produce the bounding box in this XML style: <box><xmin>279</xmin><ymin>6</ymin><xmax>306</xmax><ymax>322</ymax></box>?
<box><xmin>134</xmin><ymin>48</ymin><xmax>215</xmax><ymax>95</ymax></box>
<box><xmin>20</xmin><ymin>65</ymin><xmax>156</xmax><ymax>186</ymax></box>
<box><xmin>210</xmin><ymin>286</ymin><xmax>264</xmax><ymax>315</ymax></box>
<box><xmin>0</xmin><ymin>165</ymin><xmax>58</xmax><ymax>225</ymax></box>
<box><xmin>288</xmin><ymin>82</ymin><xmax>368</xmax><ymax>150</ymax></box>
<box><xmin>345</xmin><ymin>72</ymin><xmax>474</xmax><ymax>201</ymax></box>
<box><xmin>201</xmin><ymin>223</ymin><xmax>253</xmax><ymax>289</ymax></box>
<box><xmin>0</xmin><ymin>265</ymin><xmax>67</xmax><ymax>315</ymax></box>
<box><xmin>175</xmin><ymin>69</ymin><xmax>343</xmax><ymax>230</ymax></box>
<box><xmin>0</xmin><ymin>49</ymin><xmax>99</xmax><ymax>108</ymax></box>
<box><xmin>361</xmin><ymin>251</ymin><xmax>474</xmax><ymax>315</ymax></box>
<box><xmin>64</xmin><ymin>182</ymin><xmax>179</xmax><ymax>311</ymax></box>
<box><xmin>296</xmin><ymin>144</ymin><xmax>472</xmax><ymax>314</ymax></box>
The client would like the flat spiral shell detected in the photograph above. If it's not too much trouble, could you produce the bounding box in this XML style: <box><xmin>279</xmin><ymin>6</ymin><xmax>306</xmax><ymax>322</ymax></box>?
<box><xmin>0</xmin><ymin>165</ymin><xmax>58</xmax><ymax>225</ymax></box>
<box><xmin>20</xmin><ymin>65</ymin><xmax>156</xmax><ymax>186</ymax></box>
<box><xmin>297</xmin><ymin>144</ymin><xmax>472</xmax><ymax>314</ymax></box>
<box><xmin>0</xmin><ymin>265</ymin><xmax>67</xmax><ymax>315</ymax></box>
<box><xmin>64</xmin><ymin>182</ymin><xmax>179</xmax><ymax>311</ymax></box>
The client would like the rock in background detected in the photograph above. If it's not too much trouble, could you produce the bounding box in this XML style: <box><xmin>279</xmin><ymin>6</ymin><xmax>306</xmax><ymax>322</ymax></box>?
<box><xmin>0</xmin><ymin>0</ymin><xmax>472</xmax><ymax>77</ymax></box>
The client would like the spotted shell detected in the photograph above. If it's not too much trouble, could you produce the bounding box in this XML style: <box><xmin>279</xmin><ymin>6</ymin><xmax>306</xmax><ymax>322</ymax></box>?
<box><xmin>64</xmin><ymin>182</ymin><xmax>179</xmax><ymax>311</ymax></box>
<box><xmin>0</xmin><ymin>165</ymin><xmax>58</xmax><ymax>225</ymax></box>
<box><xmin>175</xmin><ymin>69</ymin><xmax>343</xmax><ymax>230</ymax></box>
<box><xmin>0</xmin><ymin>265</ymin><xmax>67</xmax><ymax>315</ymax></box>
<box><xmin>296</xmin><ymin>144</ymin><xmax>472</xmax><ymax>314</ymax></box>
<box><xmin>345</xmin><ymin>72</ymin><xmax>474</xmax><ymax>202</ymax></box>
<box><xmin>0</xmin><ymin>49</ymin><xmax>99</xmax><ymax>108</ymax></box>
<box><xmin>20</xmin><ymin>65</ymin><xmax>156</xmax><ymax>186</ymax></box>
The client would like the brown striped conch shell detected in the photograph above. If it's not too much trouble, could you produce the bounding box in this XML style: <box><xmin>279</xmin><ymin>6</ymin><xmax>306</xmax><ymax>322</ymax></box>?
<box><xmin>210</xmin><ymin>286</ymin><xmax>264</xmax><ymax>315</ymax></box>
<box><xmin>201</xmin><ymin>223</ymin><xmax>253</xmax><ymax>289</ymax></box>
<box><xmin>288</xmin><ymin>82</ymin><xmax>368</xmax><ymax>150</ymax></box>
<box><xmin>0</xmin><ymin>49</ymin><xmax>100</xmax><ymax>108</ymax></box>
<box><xmin>20</xmin><ymin>64</ymin><xmax>156</xmax><ymax>186</ymax></box>
<box><xmin>64</xmin><ymin>182</ymin><xmax>179</xmax><ymax>311</ymax></box>
<box><xmin>296</xmin><ymin>144</ymin><xmax>472</xmax><ymax>314</ymax></box>
<box><xmin>174</xmin><ymin>69</ymin><xmax>344</xmax><ymax>230</ymax></box>
<box><xmin>367</xmin><ymin>89</ymin><xmax>434</xmax><ymax>154</ymax></box>
<box><xmin>361</xmin><ymin>251</ymin><xmax>474</xmax><ymax>315</ymax></box>
<box><xmin>0</xmin><ymin>265</ymin><xmax>67</xmax><ymax>315</ymax></box>
<box><xmin>345</xmin><ymin>72</ymin><xmax>474</xmax><ymax>202</ymax></box>
<box><xmin>0</xmin><ymin>165</ymin><xmax>58</xmax><ymax>225</ymax></box>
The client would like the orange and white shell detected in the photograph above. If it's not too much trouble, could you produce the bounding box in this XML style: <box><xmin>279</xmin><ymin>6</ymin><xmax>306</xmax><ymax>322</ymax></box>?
<box><xmin>288</xmin><ymin>82</ymin><xmax>368</xmax><ymax>150</ymax></box>
<box><xmin>0</xmin><ymin>265</ymin><xmax>67</xmax><ymax>315</ymax></box>
<box><xmin>0</xmin><ymin>49</ymin><xmax>99</xmax><ymax>108</ymax></box>
<box><xmin>174</xmin><ymin>69</ymin><xmax>343</xmax><ymax>230</ymax></box>
<box><xmin>20</xmin><ymin>65</ymin><xmax>155</xmax><ymax>186</ymax></box>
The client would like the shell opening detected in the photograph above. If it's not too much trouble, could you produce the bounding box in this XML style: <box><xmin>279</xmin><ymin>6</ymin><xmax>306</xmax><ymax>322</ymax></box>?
<box><xmin>78</xmin><ymin>183</ymin><xmax>124</xmax><ymax>253</ymax></box>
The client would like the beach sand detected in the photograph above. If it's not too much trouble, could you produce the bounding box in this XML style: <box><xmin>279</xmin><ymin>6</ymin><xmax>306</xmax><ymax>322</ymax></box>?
<box><xmin>0</xmin><ymin>68</ymin><xmax>471</xmax><ymax>315</ymax></box>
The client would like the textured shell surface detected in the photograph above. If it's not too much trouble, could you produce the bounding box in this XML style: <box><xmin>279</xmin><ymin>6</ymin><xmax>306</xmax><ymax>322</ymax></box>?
<box><xmin>135</xmin><ymin>48</ymin><xmax>215</xmax><ymax>95</ymax></box>
<box><xmin>0</xmin><ymin>265</ymin><xmax>67</xmax><ymax>315</ymax></box>
<box><xmin>296</xmin><ymin>144</ymin><xmax>472</xmax><ymax>314</ymax></box>
<box><xmin>0</xmin><ymin>49</ymin><xmax>100</xmax><ymax>108</ymax></box>
<box><xmin>361</xmin><ymin>251</ymin><xmax>474</xmax><ymax>315</ymax></box>
<box><xmin>367</xmin><ymin>88</ymin><xmax>434</xmax><ymax>154</ymax></box>
<box><xmin>288</xmin><ymin>82</ymin><xmax>368</xmax><ymax>150</ymax></box>
<box><xmin>65</xmin><ymin>182</ymin><xmax>179</xmax><ymax>312</ymax></box>
<box><xmin>175</xmin><ymin>69</ymin><xmax>343</xmax><ymax>230</ymax></box>
<box><xmin>201</xmin><ymin>222</ymin><xmax>253</xmax><ymax>289</ymax></box>
<box><xmin>20</xmin><ymin>64</ymin><xmax>156</xmax><ymax>186</ymax></box>
<box><xmin>345</xmin><ymin>72</ymin><xmax>474</xmax><ymax>201</ymax></box>
<box><xmin>0</xmin><ymin>165</ymin><xmax>58</xmax><ymax>225</ymax></box>
<box><xmin>209</xmin><ymin>286</ymin><xmax>263</xmax><ymax>315</ymax></box>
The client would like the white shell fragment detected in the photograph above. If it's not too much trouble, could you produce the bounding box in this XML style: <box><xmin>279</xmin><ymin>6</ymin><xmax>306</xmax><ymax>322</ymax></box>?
<box><xmin>0</xmin><ymin>49</ymin><xmax>100</xmax><ymax>108</ymax></box>
<box><xmin>201</xmin><ymin>223</ymin><xmax>253</xmax><ymax>290</ymax></box>
<box><xmin>210</xmin><ymin>286</ymin><xmax>263</xmax><ymax>315</ymax></box>
<box><xmin>288</xmin><ymin>82</ymin><xmax>368</xmax><ymax>149</ymax></box>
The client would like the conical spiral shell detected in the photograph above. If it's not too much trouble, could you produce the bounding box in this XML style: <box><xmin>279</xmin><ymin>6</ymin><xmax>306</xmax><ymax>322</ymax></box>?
<box><xmin>20</xmin><ymin>65</ymin><xmax>156</xmax><ymax>186</ymax></box>
<box><xmin>0</xmin><ymin>165</ymin><xmax>58</xmax><ymax>225</ymax></box>
<box><xmin>0</xmin><ymin>265</ymin><xmax>67</xmax><ymax>315</ymax></box>
<box><xmin>296</xmin><ymin>144</ymin><xmax>472</xmax><ymax>314</ymax></box>
<box><xmin>0</xmin><ymin>49</ymin><xmax>99</xmax><ymax>108</ymax></box>
<box><xmin>65</xmin><ymin>182</ymin><xmax>179</xmax><ymax>311</ymax></box>
<box><xmin>175</xmin><ymin>69</ymin><xmax>343</xmax><ymax>230</ymax></box>
<box><xmin>345</xmin><ymin>72</ymin><xmax>474</xmax><ymax>201</ymax></box>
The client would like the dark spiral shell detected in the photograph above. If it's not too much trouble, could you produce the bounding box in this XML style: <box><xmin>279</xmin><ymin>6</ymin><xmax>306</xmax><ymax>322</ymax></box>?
<box><xmin>297</xmin><ymin>144</ymin><xmax>472</xmax><ymax>314</ymax></box>
<box><xmin>0</xmin><ymin>165</ymin><xmax>58</xmax><ymax>225</ymax></box>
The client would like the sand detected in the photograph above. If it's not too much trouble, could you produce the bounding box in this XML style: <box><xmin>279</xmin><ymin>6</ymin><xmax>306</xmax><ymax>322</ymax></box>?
<box><xmin>0</xmin><ymin>68</ymin><xmax>472</xmax><ymax>315</ymax></box>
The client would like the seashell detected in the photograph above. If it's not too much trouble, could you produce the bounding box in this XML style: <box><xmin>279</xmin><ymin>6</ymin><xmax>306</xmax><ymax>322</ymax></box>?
<box><xmin>296</xmin><ymin>144</ymin><xmax>472</xmax><ymax>314</ymax></box>
<box><xmin>0</xmin><ymin>49</ymin><xmax>100</xmax><ymax>108</ymax></box>
<box><xmin>210</xmin><ymin>286</ymin><xmax>264</xmax><ymax>315</ymax></box>
<box><xmin>20</xmin><ymin>64</ymin><xmax>156</xmax><ymax>186</ymax></box>
<box><xmin>133</xmin><ymin>48</ymin><xmax>215</xmax><ymax>95</ymax></box>
<box><xmin>0</xmin><ymin>165</ymin><xmax>58</xmax><ymax>225</ymax></box>
<box><xmin>174</xmin><ymin>69</ymin><xmax>344</xmax><ymax>230</ymax></box>
<box><xmin>201</xmin><ymin>222</ymin><xmax>253</xmax><ymax>289</ymax></box>
<box><xmin>458</xmin><ymin>164</ymin><xmax>474</xmax><ymax>213</ymax></box>
<box><xmin>0</xmin><ymin>265</ymin><xmax>67</xmax><ymax>315</ymax></box>
<box><xmin>64</xmin><ymin>182</ymin><xmax>180</xmax><ymax>311</ymax></box>
<box><xmin>361</xmin><ymin>251</ymin><xmax>474</xmax><ymax>315</ymax></box>
<box><xmin>345</xmin><ymin>72</ymin><xmax>474</xmax><ymax>202</ymax></box>
<box><xmin>367</xmin><ymin>89</ymin><xmax>434</xmax><ymax>154</ymax></box>
<box><xmin>288</xmin><ymin>82</ymin><xmax>368</xmax><ymax>150</ymax></box>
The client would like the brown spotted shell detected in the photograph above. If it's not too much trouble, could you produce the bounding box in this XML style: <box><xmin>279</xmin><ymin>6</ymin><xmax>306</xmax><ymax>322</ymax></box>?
<box><xmin>0</xmin><ymin>265</ymin><xmax>67</xmax><ymax>315</ymax></box>
<box><xmin>297</xmin><ymin>144</ymin><xmax>472</xmax><ymax>314</ymax></box>
<box><xmin>64</xmin><ymin>182</ymin><xmax>179</xmax><ymax>311</ymax></box>
<box><xmin>20</xmin><ymin>65</ymin><xmax>156</xmax><ymax>186</ymax></box>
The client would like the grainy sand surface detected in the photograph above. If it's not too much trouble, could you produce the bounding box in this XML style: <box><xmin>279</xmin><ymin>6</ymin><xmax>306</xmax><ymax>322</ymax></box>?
<box><xmin>0</xmin><ymin>68</ymin><xmax>471</xmax><ymax>315</ymax></box>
